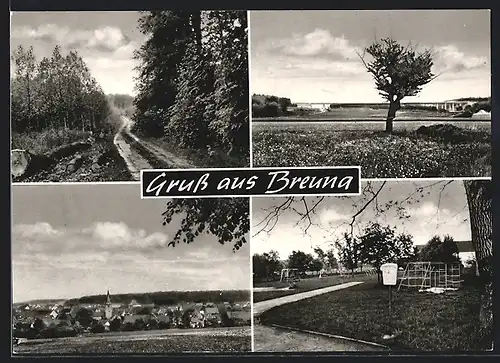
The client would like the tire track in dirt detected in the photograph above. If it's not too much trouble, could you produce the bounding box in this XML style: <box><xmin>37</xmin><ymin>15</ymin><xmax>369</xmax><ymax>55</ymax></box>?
<box><xmin>113</xmin><ymin>116</ymin><xmax>194</xmax><ymax>180</ymax></box>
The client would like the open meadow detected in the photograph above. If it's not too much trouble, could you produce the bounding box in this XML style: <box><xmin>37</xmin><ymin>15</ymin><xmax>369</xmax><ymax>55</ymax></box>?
<box><xmin>258</xmin><ymin>277</ymin><xmax>491</xmax><ymax>352</ymax></box>
<box><xmin>252</xmin><ymin>119</ymin><xmax>491</xmax><ymax>178</ymax></box>
<box><xmin>13</xmin><ymin>326</ymin><xmax>251</xmax><ymax>354</ymax></box>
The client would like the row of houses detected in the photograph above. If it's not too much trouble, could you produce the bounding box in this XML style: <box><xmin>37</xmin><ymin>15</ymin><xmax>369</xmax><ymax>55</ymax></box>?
<box><xmin>13</xmin><ymin>291</ymin><xmax>251</xmax><ymax>334</ymax></box>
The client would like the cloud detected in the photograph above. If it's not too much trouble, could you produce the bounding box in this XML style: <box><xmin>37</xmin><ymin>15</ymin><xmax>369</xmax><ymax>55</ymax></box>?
<box><xmin>11</xmin><ymin>24</ymin><xmax>132</xmax><ymax>53</ymax></box>
<box><xmin>266</xmin><ymin>29</ymin><xmax>359</xmax><ymax>61</ymax></box>
<box><xmin>433</xmin><ymin>45</ymin><xmax>489</xmax><ymax>73</ymax></box>
<box><xmin>13</xmin><ymin>221</ymin><xmax>170</xmax><ymax>255</ymax></box>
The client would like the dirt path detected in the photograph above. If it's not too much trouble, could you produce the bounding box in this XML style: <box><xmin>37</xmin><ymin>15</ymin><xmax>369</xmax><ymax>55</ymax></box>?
<box><xmin>253</xmin><ymin>325</ymin><xmax>381</xmax><ymax>352</ymax></box>
<box><xmin>114</xmin><ymin>116</ymin><xmax>194</xmax><ymax>180</ymax></box>
<box><xmin>253</xmin><ymin>281</ymin><xmax>364</xmax><ymax>316</ymax></box>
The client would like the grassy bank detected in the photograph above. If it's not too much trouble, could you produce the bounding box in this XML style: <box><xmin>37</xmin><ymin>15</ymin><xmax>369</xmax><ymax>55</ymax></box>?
<box><xmin>259</xmin><ymin>280</ymin><xmax>491</xmax><ymax>352</ymax></box>
<box><xmin>252</xmin><ymin>123</ymin><xmax>491</xmax><ymax>178</ymax></box>
<box><xmin>12</xmin><ymin>129</ymin><xmax>91</xmax><ymax>155</ymax></box>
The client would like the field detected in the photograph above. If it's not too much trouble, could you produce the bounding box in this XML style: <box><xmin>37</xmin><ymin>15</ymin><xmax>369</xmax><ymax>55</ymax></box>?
<box><xmin>252</xmin><ymin>119</ymin><xmax>491</xmax><ymax>178</ymax></box>
<box><xmin>254</xmin><ymin>275</ymin><xmax>372</xmax><ymax>303</ymax></box>
<box><xmin>256</xmin><ymin>107</ymin><xmax>453</xmax><ymax>120</ymax></box>
<box><xmin>13</xmin><ymin>326</ymin><xmax>251</xmax><ymax>354</ymax></box>
<box><xmin>258</xmin><ymin>279</ymin><xmax>491</xmax><ymax>352</ymax></box>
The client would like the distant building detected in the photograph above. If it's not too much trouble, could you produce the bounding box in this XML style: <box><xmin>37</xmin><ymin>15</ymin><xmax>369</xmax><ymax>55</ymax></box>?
<box><xmin>105</xmin><ymin>290</ymin><xmax>113</xmax><ymax>320</ymax></box>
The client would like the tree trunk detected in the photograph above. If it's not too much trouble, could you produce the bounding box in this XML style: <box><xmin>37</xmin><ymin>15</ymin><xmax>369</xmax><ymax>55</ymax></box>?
<box><xmin>386</xmin><ymin>99</ymin><xmax>401</xmax><ymax>133</ymax></box>
<box><xmin>464</xmin><ymin>180</ymin><xmax>492</xmax><ymax>332</ymax></box>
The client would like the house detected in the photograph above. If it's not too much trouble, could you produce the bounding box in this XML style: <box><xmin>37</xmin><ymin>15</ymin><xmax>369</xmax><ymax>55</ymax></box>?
<box><xmin>92</xmin><ymin>310</ymin><xmax>104</xmax><ymax>321</ymax></box>
<box><xmin>455</xmin><ymin>241</ymin><xmax>476</xmax><ymax>267</ymax></box>
<box><xmin>49</xmin><ymin>310</ymin><xmax>58</xmax><ymax>319</ymax></box>
<box><xmin>227</xmin><ymin>310</ymin><xmax>251</xmax><ymax>324</ymax></box>
<box><xmin>123</xmin><ymin>314</ymin><xmax>151</xmax><ymax>325</ymax></box>
<box><xmin>189</xmin><ymin>309</ymin><xmax>205</xmax><ymax>328</ymax></box>
<box><xmin>203</xmin><ymin>306</ymin><xmax>220</xmax><ymax>323</ymax></box>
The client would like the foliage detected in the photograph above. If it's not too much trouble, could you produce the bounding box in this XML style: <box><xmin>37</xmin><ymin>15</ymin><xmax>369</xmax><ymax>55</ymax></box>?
<box><xmin>252</xmin><ymin>124</ymin><xmax>491</xmax><ymax>178</ymax></box>
<box><xmin>313</xmin><ymin>246</ymin><xmax>339</xmax><ymax>270</ymax></box>
<box><xmin>252</xmin><ymin>94</ymin><xmax>293</xmax><ymax>117</ymax></box>
<box><xmin>419</xmin><ymin>235</ymin><xmax>460</xmax><ymax>264</ymax></box>
<box><xmin>11</xmin><ymin>45</ymin><xmax>112</xmax><ymax>134</ymax></box>
<box><xmin>71</xmin><ymin>289</ymin><xmax>250</xmax><ymax>306</ymax></box>
<box><xmin>360</xmin><ymin>38</ymin><xmax>436</xmax><ymax>130</ymax></box>
<box><xmin>357</xmin><ymin>222</ymin><xmax>414</xmax><ymax>282</ymax></box>
<box><xmin>162</xmin><ymin>198</ymin><xmax>249</xmax><ymax>251</ymax></box>
<box><xmin>335</xmin><ymin>232</ymin><xmax>362</xmax><ymax>273</ymax></box>
<box><xmin>287</xmin><ymin>251</ymin><xmax>315</xmax><ymax>274</ymax></box>
<box><xmin>133</xmin><ymin>11</ymin><xmax>249</xmax><ymax>162</ymax></box>
<box><xmin>253</xmin><ymin>250</ymin><xmax>283</xmax><ymax>281</ymax></box>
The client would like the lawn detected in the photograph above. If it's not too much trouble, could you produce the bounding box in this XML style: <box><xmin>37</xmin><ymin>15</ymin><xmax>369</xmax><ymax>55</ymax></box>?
<box><xmin>253</xmin><ymin>274</ymin><xmax>373</xmax><ymax>303</ymax></box>
<box><xmin>252</xmin><ymin>121</ymin><xmax>491</xmax><ymax>178</ymax></box>
<box><xmin>259</xmin><ymin>279</ymin><xmax>491</xmax><ymax>352</ymax></box>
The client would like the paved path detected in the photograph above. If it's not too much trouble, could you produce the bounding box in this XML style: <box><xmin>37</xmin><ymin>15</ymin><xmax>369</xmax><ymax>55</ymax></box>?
<box><xmin>253</xmin><ymin>325</ymin><xmax>383</xmax><ymax>352</ymax></box>
<box><xmin>253</xmin><ymin>281</ymin><xmax>363</xmax><ymax>316</ymax></box>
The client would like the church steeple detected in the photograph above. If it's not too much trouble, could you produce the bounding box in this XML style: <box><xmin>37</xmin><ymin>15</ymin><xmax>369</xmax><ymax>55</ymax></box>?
<box><xmin>105</xmin><ymin>290</ymin><xmax>112</xmax><ymax>320</ymax></box>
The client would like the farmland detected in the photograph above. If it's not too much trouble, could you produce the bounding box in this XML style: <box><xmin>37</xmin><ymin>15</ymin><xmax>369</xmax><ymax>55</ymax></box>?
<box><xmin>252</xmin><ymin>119</ymin><xmax>491</xmax><ymax>178</ymax></box>
<box><xmin>13</xmin><ymin>326</ymin><xmax>251</xmax><ymax>354</ymax></box>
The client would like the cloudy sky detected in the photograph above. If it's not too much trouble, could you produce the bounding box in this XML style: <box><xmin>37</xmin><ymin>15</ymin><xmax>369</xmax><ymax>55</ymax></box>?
<box><xmin>10</xmin><ymin>11</ymin><xmax>144</xmax><ymax>96</ymax></box>
<box><xmin>252</xmin><ymin>180</ymin><xmax>472</xmax><ymax>260</ymax></box>
<box><xmin>250</xmin><ymin>10</ymin><xmax>491</xmax><ymax>103</ymax></box>
<box><xmin>12</xmin><ymin>184</ymin><xmax>250</xmax><ymax>303</ymax></box>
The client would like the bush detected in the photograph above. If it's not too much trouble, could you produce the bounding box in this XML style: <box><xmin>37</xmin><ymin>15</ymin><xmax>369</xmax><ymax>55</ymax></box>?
<box><xmin>90</xmin><ymin>324</ymin><xmax>105</xmax><ymax>334</ymax></box>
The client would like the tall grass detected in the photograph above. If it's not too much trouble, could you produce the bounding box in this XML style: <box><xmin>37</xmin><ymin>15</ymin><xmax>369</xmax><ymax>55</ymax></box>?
<box><xmin>11</xmin><ymin>129</ymin><xmax>91</xmax><ymax>155</ymax></box>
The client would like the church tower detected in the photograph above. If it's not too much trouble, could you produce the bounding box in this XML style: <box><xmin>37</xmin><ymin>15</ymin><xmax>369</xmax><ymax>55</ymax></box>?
<box><xmin>105</xmin><ymin>290</ymin><xmax>113</xmax><ymax>319</ymax></box>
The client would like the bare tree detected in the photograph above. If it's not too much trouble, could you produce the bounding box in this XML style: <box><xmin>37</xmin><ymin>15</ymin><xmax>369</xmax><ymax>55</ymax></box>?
<box><xmin>358</xmin><ymin>38</ymin><xmax>437</xmax><ymax>133</ymax></box>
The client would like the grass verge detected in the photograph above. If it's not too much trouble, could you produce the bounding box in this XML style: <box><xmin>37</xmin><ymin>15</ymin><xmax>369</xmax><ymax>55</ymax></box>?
<box><xmin>259</xmin><ymin>279</ymin><xmax>491</xmax><ymax>351</ymax></box>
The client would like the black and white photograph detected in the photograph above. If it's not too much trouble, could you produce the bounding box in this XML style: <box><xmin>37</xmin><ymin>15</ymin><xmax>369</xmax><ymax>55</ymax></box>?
<box><xmin>11</xmin><ymin>184</ymin><xmax>251</xmax><ymax>354</ymax></box>
<box><xmin>251</xmin><ymin>180</ymin><xmax>492</xmax><ymax>352</ymax></box>
<box><xmin>251</xmin><ymin>10</ymin><xmax>491</xmax><ymax>178</ymax></box>
<box><xmin>11</xmin><ymin>10</ymin><xmax>249</xmax><ymax>183</ymax></box>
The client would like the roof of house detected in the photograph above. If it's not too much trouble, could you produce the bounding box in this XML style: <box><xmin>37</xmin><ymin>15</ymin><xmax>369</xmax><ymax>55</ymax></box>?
<box><xmin>455</xmin><ymin>241</ymin><xmax>474</xmax><ymax>253</ymax></box>
<box><xmin>204</xmin><ymin>307</ymin><xmax>219</xmax><ymax>315</ymax></box>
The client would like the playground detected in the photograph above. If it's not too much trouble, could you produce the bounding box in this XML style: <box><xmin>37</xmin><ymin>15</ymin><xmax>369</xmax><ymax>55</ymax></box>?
<box><xmin>256</xmin><ymin>264</ymin><xmax>489</xmax><ymax>351</ymax></box>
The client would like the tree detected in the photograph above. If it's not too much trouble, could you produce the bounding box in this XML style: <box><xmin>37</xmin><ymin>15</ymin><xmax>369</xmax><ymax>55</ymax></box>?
<box><xmin>75</xmin><ymin>308</ymin><xmax>93</xmax><ymax>328</ymax></box>
<box><xmin>309</xmin><ymin>258</ymin><xmax>324</xmax><ymax>273</ymax></box>
<box><xmin>359</xmin><ymin>38</ymin><xmax>436</xmax><ymax>133</ymax></box>
<box><xmin>109</xmin><ymin>318</ymin><xmax>122</xmax><ymax>332</ymax></box>
<box><xmin>419</xmin><ymin>235</ymin><xmax>460</xmax><ymax>264</ymax></box>
<box><xmin>162</xmin><ymin>198</ymin><xmax>249</xmax><ymax>251</ymax></box>
<box><xmin>357</xmin><ymin>222</ymin><xmax>414</xmax><ymax>284</ymax></box>
<box><xmin>335</xmin><ymin>232</ymin><xmax>361</xmax><ymax>275</ymax></box>
<box><xmin>287</xmin><ymin>251</ymin><xmax>314</xmax><ymax>274</ymax></box>
<box><xmin>464</xmin><ymin>180</ymin><xmax>492</xmax><ymax>332</ymax></box>
<box><xmin>253</xmin><ymin>250</ymin><xmax>283</xmax><ymax>281</ymax></box>
<box><xmin>314</xmin><ymin>246</ymin><xmax>338</xmax><ymax>271</ymax></box>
